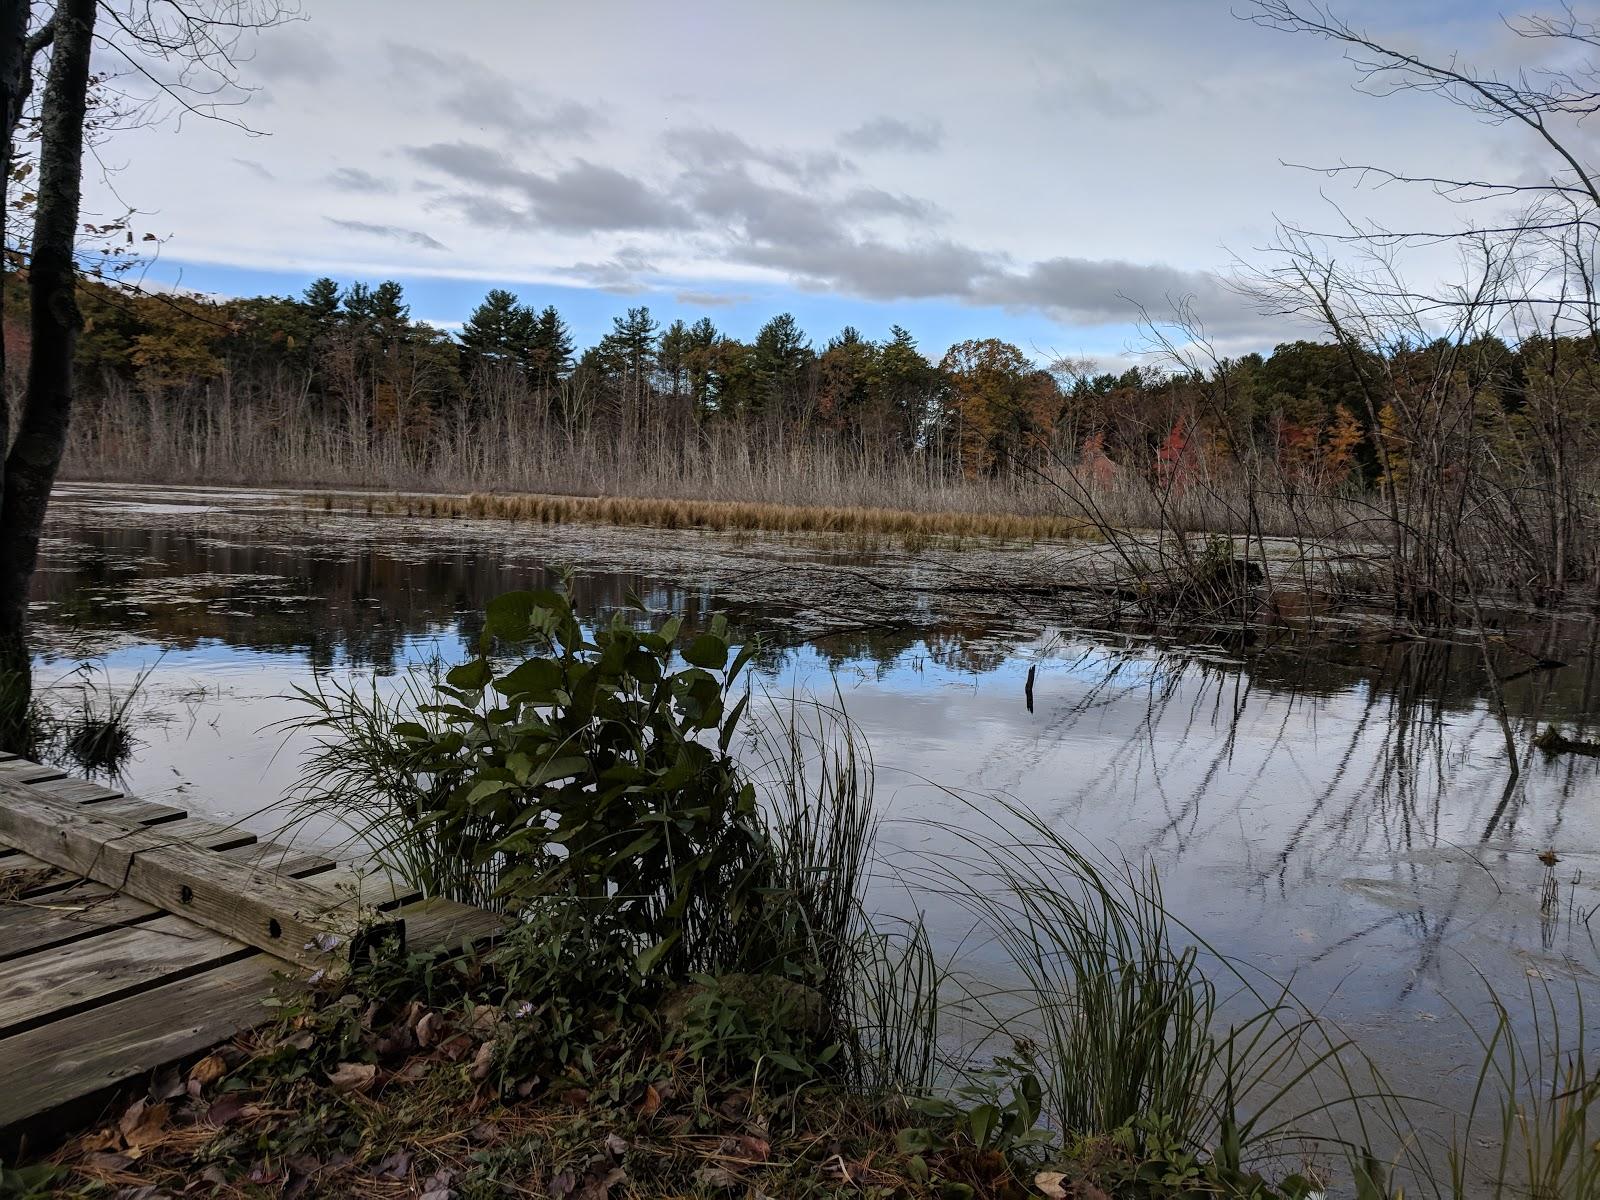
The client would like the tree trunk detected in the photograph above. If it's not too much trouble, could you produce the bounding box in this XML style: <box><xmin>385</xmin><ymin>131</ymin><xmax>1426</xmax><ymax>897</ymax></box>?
<box><xmin>0</xmin><ymin>0</ymin><xmax>94</xmax><ymax>751</ymax></box>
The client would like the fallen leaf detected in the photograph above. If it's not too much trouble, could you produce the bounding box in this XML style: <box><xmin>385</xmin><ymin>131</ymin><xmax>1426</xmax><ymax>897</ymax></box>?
<box><xmin>638</xmin><ymin>1084</ymin><xmax>661</xmax><ymax>1119</ymax></box>
<box><xmin>548</xmin><ymin>1169</ymin><xmax>576</xmax><ymax>1199</ymax></box>
<box><xmin>118</xmin><ymin>1100</ymin><xmax>169</xmax><ymax>1154</ymax></box>
<box><xmin>415</xmin><ymin>1010</ymin><xmax>441</xmax><ymax>1047</ymax></box>
<box><xmin>147</xmin><ymin>1066</ymin><xmax>186</xmax><ymax>1102</ymax></box>
<box><xmin>205</xmin><ymin>1095</ymin><xmax>247</xmax><ymax>1127</ymax></box>
<box><xmin>188</xmin><ymin>1053</ymin><xmax>227</xmax><ymax>1088</ymax></box>
<box><xmin>77</xmin><ymin>1127</ymin><xmax>120</xmax><ymax>1153</ymax></box>
<box><xmin>604</xmin><ymin>1132</ymin><xmax>629</xmax><ymax>1157</ymax></box>
<box><xmin>1035</xmin><ymin>1170</ymin><xmax>1069</xmax><ymax>1199</ymax></box>
<box><xmin>438</xmin><ymin>1033</ymin><xmax>474</xmax><ymax>1061</ymax></box>
<box><xmin>372</xmin><ymin>1149</ymin><xmax>411</xmax><ymax>1181</ymax></box>
<box><xmin>693</xmin><ymin>1164</ymin><xmax>743</xmax><ymax>1190</ymax></box>
<box><xmin>420</xmin><ymin>1167</ymin><xmax>456</xmax><ymax>1200</ymax></box>
<box><xmin>470</xmin><ymin>1039</ymin><xmax>496</xmax><ymax>1082</ymax></box>
<box><xmin>326</xmin><ymin>1062</ymin><xmax>377</xmax><ymax>1094</ymax></box>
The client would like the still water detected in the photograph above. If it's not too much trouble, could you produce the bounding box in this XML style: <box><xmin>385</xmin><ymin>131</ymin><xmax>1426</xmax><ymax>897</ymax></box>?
<box><xmin>27</xmin><ymin>482</ymin><xmax>1600</xmax><ymax>1100</ymax></box>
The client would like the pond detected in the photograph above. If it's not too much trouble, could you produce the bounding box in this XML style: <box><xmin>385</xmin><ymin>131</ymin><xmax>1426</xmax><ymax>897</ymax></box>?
<box><xmin>26</xmin><ymin>481</ymin><xmax>1600</xmax><ymax>1114</ymax></box>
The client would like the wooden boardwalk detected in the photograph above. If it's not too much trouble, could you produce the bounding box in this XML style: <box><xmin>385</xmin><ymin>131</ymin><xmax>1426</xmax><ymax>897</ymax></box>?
<box><xmin>0</xmin><ymin>751</ymin><xmax>503</xmax><ymax>1138</ymax></box>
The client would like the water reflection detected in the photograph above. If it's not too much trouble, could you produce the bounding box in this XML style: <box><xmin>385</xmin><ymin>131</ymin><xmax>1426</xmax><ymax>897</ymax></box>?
<box><xmin>26</xmin><ymin>483</ymin><xmax>1600</xmax><ymax>1092</ymax></box>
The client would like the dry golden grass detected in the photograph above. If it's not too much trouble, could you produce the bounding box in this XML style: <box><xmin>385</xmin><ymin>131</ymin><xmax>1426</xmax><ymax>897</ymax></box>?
<box><xmin>350</xmin><ymin>491</ymin><xmax>1094</xmax><ymax>544</ymax></box>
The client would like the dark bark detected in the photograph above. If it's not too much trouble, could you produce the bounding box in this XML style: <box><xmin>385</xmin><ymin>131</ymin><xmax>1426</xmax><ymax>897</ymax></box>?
<box><xmin>0</xmin><ymin>0</ymin><xmax>28</xmax><ymax>749</ymax></box>
<box><xmin>0</xmin><ymin>0</ymin><xmax>94</xmax><ymax>750</ymax></box>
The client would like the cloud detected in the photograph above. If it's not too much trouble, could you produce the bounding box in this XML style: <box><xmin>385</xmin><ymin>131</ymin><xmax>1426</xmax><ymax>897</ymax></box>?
<box><xmin>662</xmin><ymin>127</ymin><xmax>852</xmax><ymax>185</ymax></box>
<box><xmin>838</xmin><ymin>117</ymin><xmax>942</xmax><ymax>153</ymax></box>
<box><xmin>559</xmin><ymin>246</ymin><xmax>658</xmax><ymax>292</ymax></box>
<box><xmin>248</xmin><ymin>28</ymin><xmax>336</xmax><ymax>83</ymax></box>
<box><xmin>326</xmin><ymin>166</ymin><xmax>394</xmax><ymax>193</ymax></box>
<box><xmin>740</xmin><ymin>235</ymin><xmax>998</xmax><ymax>301</ymax></box>
<box><xmin>842</xmin><ymin>186</ymin><xmax>943</xmax><ymax>223</ymax></box>
<box><xmin>674</xmin><ymin>289</ymin><xmax>753</xmax><ymax>308</ymax></box>
<box><xmin>327</xmin><ymin>218</ymin><xmax>449</xmax><ymax>251</ymax></box>
<box><xmin>669</xmin><ymin>159</ymin><xmax>964</xmax><ymax>297</ymax></box>
<box><xmin>410</xmin><ymin>142</ymin><xmax>694</xmax><ymax>233</ymax></box>
<box><xmin>976</xmin><ymin>255</ymin><xmax>1274</xmax><ymax>337</ymax></box>
<box><xmin>386</xmin><ymin>42</ymin><xmax>605</xmax><ymax>145</ymax></box>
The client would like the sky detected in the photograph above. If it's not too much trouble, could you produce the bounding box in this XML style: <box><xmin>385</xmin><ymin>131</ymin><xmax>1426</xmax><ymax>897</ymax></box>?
<box><xmin>83</xmin><ymin>0</ymin><xmax>1543</xmax><ymax>366</ymax></box>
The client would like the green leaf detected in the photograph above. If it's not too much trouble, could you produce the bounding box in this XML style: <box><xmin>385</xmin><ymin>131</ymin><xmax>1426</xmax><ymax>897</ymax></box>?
<box><xmin>681</xmin><ymin>633</ymin><xmax>728</xmax><ymax>670</ymax></box>
<box><xmin>529</xmin><ymin>755</ymin><xmax>590</xmax><ymax>786</ymax></box>
<box><xmin>446</xmin><ymin>658</ymin><xmax>493</xmax><ymax>691</ymax></box>
<box><xmin>492</xmin><ymin>656</ymin><xmax>562</xmax><ymax>700</ymax></box>
<box><xmin>966</xmin><ymin>1103</ymin><xmax>999</xmax><ymax>1149</ymax></box>
<box><xmin>464</xmin><ymin>778</ymin><xmax>518</xmax><ymax>806</ymax></box>
<box><xmin>719</xmin><ymin>692</ymin><xmax>750</xmax><ymax>752</ymax></box>
<box><xmin>635</xmin><ymin>931</ymin><xmax>680</xmax><ymax>976</ymax></box>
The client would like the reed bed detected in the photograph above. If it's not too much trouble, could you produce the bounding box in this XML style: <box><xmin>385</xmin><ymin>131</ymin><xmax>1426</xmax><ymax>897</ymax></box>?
<box><xmin>354</xmin><ymin>489</ymin><xmax>1095</xmax><ymax>544</ymax></box>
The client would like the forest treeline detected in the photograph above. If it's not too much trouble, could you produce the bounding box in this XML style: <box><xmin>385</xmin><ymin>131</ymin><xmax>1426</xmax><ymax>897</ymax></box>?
<box><xmin>11</xmin><ymin>270</ymin><xmax>1599</xmax><ymax>572</ymax></box>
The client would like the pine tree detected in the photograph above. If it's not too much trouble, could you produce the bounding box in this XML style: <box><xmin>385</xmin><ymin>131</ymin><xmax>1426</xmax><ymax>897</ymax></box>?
<box><xmin>459</xmin><ymin>289</ymin><xmax>524</xmax><ymax>370</ymax></box>
<box><xmin>527</xmin><ymin>305</ymin><xmax>573</xmax><ymax>387</ymax></box>
<box><xmin>752</xmin><ymin>312</ymin><xmax>812</xmax><ymax>418</ymax></box>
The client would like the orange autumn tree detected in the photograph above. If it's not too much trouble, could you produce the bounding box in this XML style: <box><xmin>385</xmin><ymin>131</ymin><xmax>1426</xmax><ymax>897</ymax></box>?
<box><xmin>938</xmin><ymin>338</ymin><xmax>1056</xmax><ymax>476</ymax></box>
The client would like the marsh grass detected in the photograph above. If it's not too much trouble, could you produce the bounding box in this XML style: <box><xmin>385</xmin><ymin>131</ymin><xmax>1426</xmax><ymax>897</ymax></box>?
<box><xmin>284</xmin><ymin>661</ymin><xmax>498</xmax><ymax>904</ymax></box>
<box><xmin>342</xmin><ymin>489</ymin><xmax>1095</xmax><ymax>544</ymax></box>
<box><xmin>917</xmin><ymin>799</ymin><xmax>1377</xmax><ymax>1176</ymax></box>
<box><xmin>21</xmin><ymin>662</ymin><xmax>152</xmax><ymax>776</ymax></box>
<box><xmin>1442</xmin><ymin>984</ymin><xmax>1600</xmax><ymax>1200</ymax></box>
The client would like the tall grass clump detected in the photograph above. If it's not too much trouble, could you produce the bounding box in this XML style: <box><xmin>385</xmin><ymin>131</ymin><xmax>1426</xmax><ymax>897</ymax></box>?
<box><xmin>19</xmin><ymin>661</ymin><xmax>152</xmax><ymax>776</ymax></box>
<box><xmin>1444</xmin><ymin>984</ymin><xmax>1600</xmax><ymax>1200</ymax></box>
<box><xmin>748</xmin><ymin>692</ymin><xmax>943</xmax><ymax>1096</ymax></box>
<box><xmin>920</xmin><ymin>798</ymin><xmax>1433</xmax><ymax>1194</ymax></box>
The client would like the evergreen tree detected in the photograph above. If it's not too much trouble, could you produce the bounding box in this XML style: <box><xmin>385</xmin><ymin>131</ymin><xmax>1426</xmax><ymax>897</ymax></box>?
<box><xmin>752</xmin><ymin>312</ymin><xmax>813</xmax><ymax>417</ymax></box>
<box><xmin>459</xmin><ymin>288</ymin><xmax>525</xmax><ymax>370</ymax></box>
<box><xmin>527</xmin><ymin>305</ymin><xmax>573</xmax><ymax>386</ymax></box>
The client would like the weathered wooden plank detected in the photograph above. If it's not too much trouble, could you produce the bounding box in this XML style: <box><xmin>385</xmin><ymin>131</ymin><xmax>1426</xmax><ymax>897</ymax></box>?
<box><xmin>72</xmin><ymin>797</ymin><xmax>185</xmax><ymax>826</ymax></box>
<box><xmin>0</xmin><ymin>800</ymin><xmax>192</xmax><ymax>860</ymax></box>
<box><xmin>32</xmin><ymin>777</ymin><xmax>125</xmax><ymax>804</ymax></box>
<box><xmin>129</xmin><ymin>816</ymin><xmax>257</xmax><ymax>852</ymax></box>
<box><xmin>0</xmin><ymin>954</ymin><xmax>282</xmax><ymax>1131</ymax></box>
<box><xmin>0</xmin><ymin>856</ymin><xmax>64</xmax><ymax>897</ymax></box>
<box><xmin>0</xmin><ymin>884</ymin><xmax>158</xmax><ymax>961</ymax></box>
<box><xmin>0</xmin><ymin>853</ymin><xmax>335</xmax><ymax>962</ymax></box>
<box><xmin>0</xmin><ymin>761</ymin><xmax>66</xmax><ymax>785</ymax></box>
<box><xmin>0</xmin><ymin>914</ymin><xmax>252</xmax><ymax>1038</ymax></box>
<box><xmin>6</xmin><ymin>825</ymin><xmax>256</xmax><ymax>897</ymax></box>
<box><xmin>393</xmin><ymin>895</ymin><xmax>508</xmax><ymax>954</ymax></box>
<box><xmin>0</xmin><ymin>785</ymin><xmax>384</xmax><ymax>970</ymax></box>
<box><xmin>4</xmin><ymin>835</ymin><xmax>318</xmax><ymax>902</ymax></box>
<box><xmin>296</xmin><ymin>866</ymin><xmax>422</xmax><ymax>911</ymax></box>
